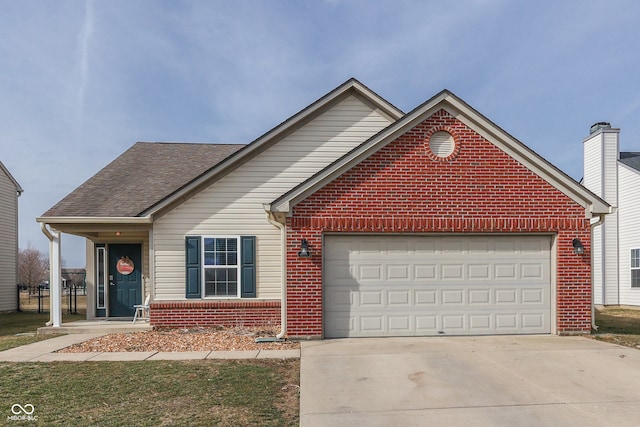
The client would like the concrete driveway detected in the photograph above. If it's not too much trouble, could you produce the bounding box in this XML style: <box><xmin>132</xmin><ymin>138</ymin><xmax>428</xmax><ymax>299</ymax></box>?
<box><xmin>300</xmin><ymin>335</ymin><xmax>640</xmax><ymax>427</ymax></box>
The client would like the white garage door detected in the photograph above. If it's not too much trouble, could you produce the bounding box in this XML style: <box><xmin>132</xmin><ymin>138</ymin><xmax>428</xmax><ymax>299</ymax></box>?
<box><xmin>324</xmin><ymin>235</ymin><xmax>552</xmax><ymax>338</ymax></box>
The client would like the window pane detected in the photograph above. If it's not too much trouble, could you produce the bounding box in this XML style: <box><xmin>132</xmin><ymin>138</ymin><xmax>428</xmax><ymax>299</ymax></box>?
<box><xmin>216</xmin><ymin>239</ymin><xmax>226</xmax><ymax>252</ymax></box>
<box><xmin>204</xmin><ymin>252</ymin><xmax>214</xmax><ymax>265</ymax></box>
<box><xmin>215</xmin><ymin>252</ymin><xmax>226</xmax><ymax>265</ymax></box>
<box><xmin>632</xmin><ymin>270</ymin><xmax>640</xmax><ymax>288</ymax></box>
<box><xmin>227</xmin><ymin>252</ymin><xmax>237</xmax><ymax>265</ymax></box>
<box><xmin>632</xmin><ymin>249</ymin><xmax>640</xmax><ymax>268</ymax></box>
<box><xmin>203</xmin><ymin>267</ymin><xmax>237</xmax><ymax>296</ymax></box>
<box><xmin>204</xmin><ymin>238</ymin><xmax>214</xmax><ymax>252</ymax></box>
<box><xmin>226</xmin><ymin>238</ymin><xmax>237</xmax><ymax>252</ymax></box>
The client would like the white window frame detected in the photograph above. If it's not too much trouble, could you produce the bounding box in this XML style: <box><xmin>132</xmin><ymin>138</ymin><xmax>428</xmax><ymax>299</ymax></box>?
<box><xmin>632</xmin><ymin>248</ymin><xmax>640</xmax><ymax>288</ymax></box>
<box><xmin>96</xmin><ymin>246</ymin><xmax>107</xmax><ymax>309</ymax></box>
<box><xmin>201</xmin><ymin>235</ymin><xmax>241</xmax><ymax>298</ymax></box>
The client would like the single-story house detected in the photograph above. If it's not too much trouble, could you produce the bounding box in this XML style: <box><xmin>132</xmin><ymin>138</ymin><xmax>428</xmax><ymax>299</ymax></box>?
<box><xmin>0</xmin><ymin>161</ymin><xmax>23</xmax><ymax>312</ymax></box>
<box><xmin>38</xmin><ymin>78</ymin><xmax>611</xmax><ymax>337</ymax></box>
<box><xmin>583</xmin><ymin>123</ymin><xmax>640</xmax><ymax>306</ymax></box>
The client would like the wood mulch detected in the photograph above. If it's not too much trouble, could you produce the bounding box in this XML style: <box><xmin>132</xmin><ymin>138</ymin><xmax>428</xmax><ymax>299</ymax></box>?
<box><xmin>57</xmin><ymin>326</ymin><xmax>300</xmax><ymax>353</ymax></box>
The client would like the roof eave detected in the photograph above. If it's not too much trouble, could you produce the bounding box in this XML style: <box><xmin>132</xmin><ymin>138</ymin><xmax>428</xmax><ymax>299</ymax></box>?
<box><xmin>36</xmin><ymin>216</ymin><xmax>152</xmax><ymax>225</ymax></box>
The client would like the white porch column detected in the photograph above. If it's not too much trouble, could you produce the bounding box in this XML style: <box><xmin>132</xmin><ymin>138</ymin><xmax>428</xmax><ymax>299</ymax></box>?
<box><xmin>50</xmin><ymin>229</ymin><xmax>62</xmax><ymax>327</ymax></box>
<box><xmin>41</xmin><ymin>224</ymin><xmax>62</xmax><ymax>327</ymax></box>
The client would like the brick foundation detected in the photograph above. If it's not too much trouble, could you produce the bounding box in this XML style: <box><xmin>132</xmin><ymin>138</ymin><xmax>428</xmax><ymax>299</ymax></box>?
<box><xmin>149</xmin><ymin>300</ymin><xmax>281</xmax><ymax>329</ymax></box>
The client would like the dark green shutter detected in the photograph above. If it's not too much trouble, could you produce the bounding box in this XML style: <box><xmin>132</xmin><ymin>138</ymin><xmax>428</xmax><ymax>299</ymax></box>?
<box><xmin>241</xmin><ymin>236</ymin><xmax>256</xmax><ymax>298</ymax></box>
<box><xmin>185</xmin><ymin>236</ymin><xmax>201</xmax><ymax>299</ymax></box>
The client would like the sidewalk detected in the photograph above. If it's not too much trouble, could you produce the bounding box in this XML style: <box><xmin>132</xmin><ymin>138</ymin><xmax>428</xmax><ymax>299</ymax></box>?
<box><xmin>0</xmin><ymin>334</ymin><xmax>300</xmax><ymax>362</ymax></box>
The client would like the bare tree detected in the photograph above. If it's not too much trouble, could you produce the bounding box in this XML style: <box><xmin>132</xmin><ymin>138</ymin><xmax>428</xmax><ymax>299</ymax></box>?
<box><xmin>18</xmin><ymin>245</ymin><xmax>49</xmax><ymax>293</ymax></box>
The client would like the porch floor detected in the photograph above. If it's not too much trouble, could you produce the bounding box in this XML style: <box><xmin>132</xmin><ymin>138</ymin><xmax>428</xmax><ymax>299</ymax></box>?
<box><xmin>38</xmin><ymin>319</ymin><xmax>153</xmax><ymax>335</ymax></box>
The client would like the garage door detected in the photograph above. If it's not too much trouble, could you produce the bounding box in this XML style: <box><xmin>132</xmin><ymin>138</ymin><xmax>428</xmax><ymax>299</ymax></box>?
<box><xmin>324</xmin><ymin>235</ymin><xmax>552</xmax><ymax>338</ymax></box>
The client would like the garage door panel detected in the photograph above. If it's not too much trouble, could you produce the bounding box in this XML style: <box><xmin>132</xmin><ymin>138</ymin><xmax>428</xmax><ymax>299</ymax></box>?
<box><xmin>469</xmin><ymin>289</ymin><xmax>491</xmax><ymax>304</ymax></box>
<box><xmin>441</xmin><ymin>264</ymin><xmax>464</xmax><ymax>279</ymax></box>
<box><xmin>442</xmin><ymin>289</ymin><xmax>464</xmax><ymax>304</ymax></box>
<box><xmin>388</xmin><ymin>290</ymin><xmax>410</xmax><ymax>306</ymax></box>
<box><xmin>324</xmin><ymin>235</ymin><xmax>552</xmax><ymax>338</ymax></box>
<box><xmin>387</xmin><ymin>265</ymin><xmax>410</xmax><ymax>280</ymax></box>
<box><xmin>495</xmin><ymin>288</ymin><xmax>517</xmax><ymax>304</ymax></box>
<box><xmin>468</xmin><ymin>264</ymin><xmax>491</xmax><ymax>280</ymax></box>
<box><xmin>415</xmin><ymin>290</ymin><xmax>437</xmax><ymax>305</ymax></box>
<box><xmin>415</xmin><ymin>265</ymin><xmax>436</xmax><ymax>279</ymax></box>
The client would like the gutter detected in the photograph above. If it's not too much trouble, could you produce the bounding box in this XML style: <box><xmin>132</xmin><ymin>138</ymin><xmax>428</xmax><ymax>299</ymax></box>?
<box><xmin>264</xmin><ymin>206</ymin><xmax>287</xmax><ymax>340</ymax></box>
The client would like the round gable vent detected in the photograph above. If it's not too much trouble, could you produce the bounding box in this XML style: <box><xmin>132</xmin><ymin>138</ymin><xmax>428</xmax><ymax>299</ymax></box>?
<box><xmin>429</xmin><ymin>131</ymin><xmax>455</xmax><ymax>158</ymax></box>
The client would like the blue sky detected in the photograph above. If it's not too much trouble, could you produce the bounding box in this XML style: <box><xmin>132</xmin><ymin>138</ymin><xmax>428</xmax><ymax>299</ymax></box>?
<box><xmin>2</xmin><ymin>0</ymin><xmax>640</xmax><ymax>267</ymax></box>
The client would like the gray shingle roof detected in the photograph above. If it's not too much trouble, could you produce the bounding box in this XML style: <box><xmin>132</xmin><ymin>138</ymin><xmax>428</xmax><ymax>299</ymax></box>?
<box><xmin>620</xmin><ymin>152</ymin><xmax>640</xmax><ymax>172</ymax></box>
<box><xmin>42</xmin><ymin>142</ymin><xmax>245</xmax><ymax>217</ymax></box>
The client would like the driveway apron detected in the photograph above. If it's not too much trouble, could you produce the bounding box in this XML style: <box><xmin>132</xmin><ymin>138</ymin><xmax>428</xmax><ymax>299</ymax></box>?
<box><xmin>300</xmin><ymin>335</ymin><xmax>640</xmax><ymax>427</ymax></box>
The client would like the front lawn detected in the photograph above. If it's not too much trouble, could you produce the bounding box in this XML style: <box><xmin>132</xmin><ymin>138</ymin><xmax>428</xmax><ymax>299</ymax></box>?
<box><xmin>0</xmin><ymin>312</ymin><xmax>83</xmax><ymax>352</ymax></box>
<box><xmin>0</xmin><ymin>359</ymin><xmax>300</xmax><ymax>426</ymax></box>
<box><xmin>593</xmin><ymin>306</ymin><xmax>640</xmax><ymax>349</ymax></box>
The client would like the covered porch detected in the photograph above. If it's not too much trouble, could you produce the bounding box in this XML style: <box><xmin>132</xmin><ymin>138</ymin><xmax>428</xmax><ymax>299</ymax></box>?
<box><xmin>35</xmin><ymin>217</ymin><xmax>153</xmax><ymax>329</ymax></box>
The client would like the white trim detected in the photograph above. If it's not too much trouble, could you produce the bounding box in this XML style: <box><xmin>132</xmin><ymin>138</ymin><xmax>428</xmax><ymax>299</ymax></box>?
<box><xmin>96</xmin><ymin>246</ymin><xmax>107</xmax><ymax>309</ymax></box>
<box><xmin>201</xmin><ymin>236</ymin><xmax>241</xmax><ymax>298</ymax></box>
<box><xmin>36</xmin><ymin>216</ymin><xmax>152</xmax><ymax>224</ymax></box>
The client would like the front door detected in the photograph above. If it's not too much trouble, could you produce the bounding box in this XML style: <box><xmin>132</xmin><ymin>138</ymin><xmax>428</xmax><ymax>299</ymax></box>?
<box><xmin>109</xmin><ymin>244</ymin><xmax>142</xmax><ymax>317</ymax></box>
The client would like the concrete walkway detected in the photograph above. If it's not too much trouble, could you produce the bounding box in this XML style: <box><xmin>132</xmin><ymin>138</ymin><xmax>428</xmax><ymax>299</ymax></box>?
<box><xmin>0</xmin><ymin>334</ymin><xmax>300</xmax><ymax>362</ymax></box>
<box><xmin>300</xmin><ymin>335</ymin><xmax>640</xmax><ymax>427</ymax></box>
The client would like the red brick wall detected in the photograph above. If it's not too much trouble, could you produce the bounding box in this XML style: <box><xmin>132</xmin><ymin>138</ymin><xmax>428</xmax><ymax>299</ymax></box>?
<box><xmin>149</xmin><ymin>300</ymin><xmax>280</xmax><ymax>329</ymax></box>
<box><xmin>287</xmin><ymin>109</ymin><xmax>592</xmax><ymax>338</ymax></box>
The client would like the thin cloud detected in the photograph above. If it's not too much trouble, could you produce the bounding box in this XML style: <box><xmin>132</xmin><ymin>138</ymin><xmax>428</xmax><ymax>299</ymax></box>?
<box><xmin>76</xmin><ymin>0</ymin><xmax>94</xmax><ymax>125</ymax></box>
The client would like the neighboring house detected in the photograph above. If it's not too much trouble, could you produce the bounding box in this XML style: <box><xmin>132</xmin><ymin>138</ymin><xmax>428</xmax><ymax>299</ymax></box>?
<box><xmin>38</xmin><ymin>78</ymin><xmax>610</xmax><ymax>337</ymax></box>
<box><xmin>0</xmin><ymin>161</ymin><xmax>23</xmax><ymax>312</ymax></box>
<box><xmin>583</xmin><ymin>123</ymin><xmax>640</xmax><ymax>306</ymax></box>
<box><xmin>62</xmin><ymin>268</ymin><xmax>86</xmax><ymax>288</ymax></box>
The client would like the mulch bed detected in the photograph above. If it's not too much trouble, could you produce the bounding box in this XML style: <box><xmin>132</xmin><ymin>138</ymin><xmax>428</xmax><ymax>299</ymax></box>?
<box><xmin>57</xmin><ymin>326</ymin><xmax>300</xmax><ymax>353</ymax></box>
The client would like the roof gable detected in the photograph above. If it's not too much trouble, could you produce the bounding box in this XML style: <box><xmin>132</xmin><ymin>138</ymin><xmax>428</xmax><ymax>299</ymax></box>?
<box><xmin>140</xmin><ymin>78</ymin><xmax>404</xmax><ymax>217</ymax></box>
<box><xmin>269</xmin><ymin>90</ymin><xmax>611</xmax><ymax>217</ymax></box>
<box><xmin>0</xmin><ymin>161</ymin><xmax>23</xmax><ymax>195</ymax></box>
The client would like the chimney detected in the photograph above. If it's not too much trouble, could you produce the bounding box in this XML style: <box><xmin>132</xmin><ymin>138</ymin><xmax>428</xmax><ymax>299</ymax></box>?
<box><xmin>590</xmin><ymin>122</ymin><xmax>611</xmax><ymax>134</ymax></box>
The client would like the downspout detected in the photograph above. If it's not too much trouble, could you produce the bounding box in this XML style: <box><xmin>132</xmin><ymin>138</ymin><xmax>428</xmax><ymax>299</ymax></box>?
<box><xmin>590</xmin><ymin>213</ymin><xmax>606</xmax><ymax>332</ymax></box>
<box><xmin>265</xmin><ymin>209</ymin><xmax>287</xmax><ymax>340</ymax></box>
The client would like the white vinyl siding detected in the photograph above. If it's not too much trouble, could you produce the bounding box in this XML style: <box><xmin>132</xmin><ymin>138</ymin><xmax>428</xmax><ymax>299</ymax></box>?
<box><xmin>0</xmin><ymin>169</ymin><xmax>19</xmax><ymax>311</ymax></box>
<box><xmin>618</xmin><ymin>164</ymin><xmax>640</xmax><ymax>304</ymax></box>
<box><xmin>583</xmin><ymin>130</ymin><xmax>620</xmax><ymax>305</ymax></box>
<box><xmin>154</xmin><ymin>95</ymin><xmax>394</xmax><ymax>300</ymax></box>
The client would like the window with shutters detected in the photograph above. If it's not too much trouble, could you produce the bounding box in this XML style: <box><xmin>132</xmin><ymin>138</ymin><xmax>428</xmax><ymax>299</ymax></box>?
<box><xmin>185</xmin><ymin>235</ymin><xmax>256</xmax><ymax>299</ymax></box>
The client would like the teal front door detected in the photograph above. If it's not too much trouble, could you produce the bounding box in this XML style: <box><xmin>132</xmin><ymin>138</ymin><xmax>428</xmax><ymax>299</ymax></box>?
<box><xmin>109</xmin><ymin>244</ymin><xmax>142</xmax><ymax>317</ymax></box>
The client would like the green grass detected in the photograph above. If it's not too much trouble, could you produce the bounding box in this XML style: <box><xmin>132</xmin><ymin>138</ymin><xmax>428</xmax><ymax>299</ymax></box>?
<box><xmin>0</xmin><ymin>312</ymin><xmax>300</xmax><ymax>425</ymax></box>
<box><xmin>0</xmin><ymin>312</ymin><xmax>85</xmax><ymax>351</ymax></box>
<box><xmin>0</xmin><ymin>359</ymin><xmax>300</xmax><ymax>426</ymax></box>
<box><xmin>593</xmin><ymin>307</ymin><xmax>640</xmax><ymax>349</ymax></box>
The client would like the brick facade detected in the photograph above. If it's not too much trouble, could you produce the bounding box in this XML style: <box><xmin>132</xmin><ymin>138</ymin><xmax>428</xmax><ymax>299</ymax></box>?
<box><xmin>149</xmin><ymin>300</ymin><xmax>280</xmax><ymax>329</ymax></box>
<box><xmin>286</xmin><ymin>110</ymin><xmax>592</xmax><ymax>338</ymax></box>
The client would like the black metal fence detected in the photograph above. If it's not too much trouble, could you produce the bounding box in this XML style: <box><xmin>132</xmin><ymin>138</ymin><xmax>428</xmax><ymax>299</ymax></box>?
<box><xmin>17</xmin><ymin>284</ymin><xmax>87</xmax><ymax>314</ymax></box>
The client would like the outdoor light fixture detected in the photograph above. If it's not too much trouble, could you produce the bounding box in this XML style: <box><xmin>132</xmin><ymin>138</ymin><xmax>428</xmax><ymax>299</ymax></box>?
<box><xmin>572</xmin><ymin>238</ymin><xmax>584</xmax><ymax>255</ymax></box>
<box><xmin>298</xmin><ymin>239</ymin><xmax>311</xmax><ymax>258</ymax></box>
